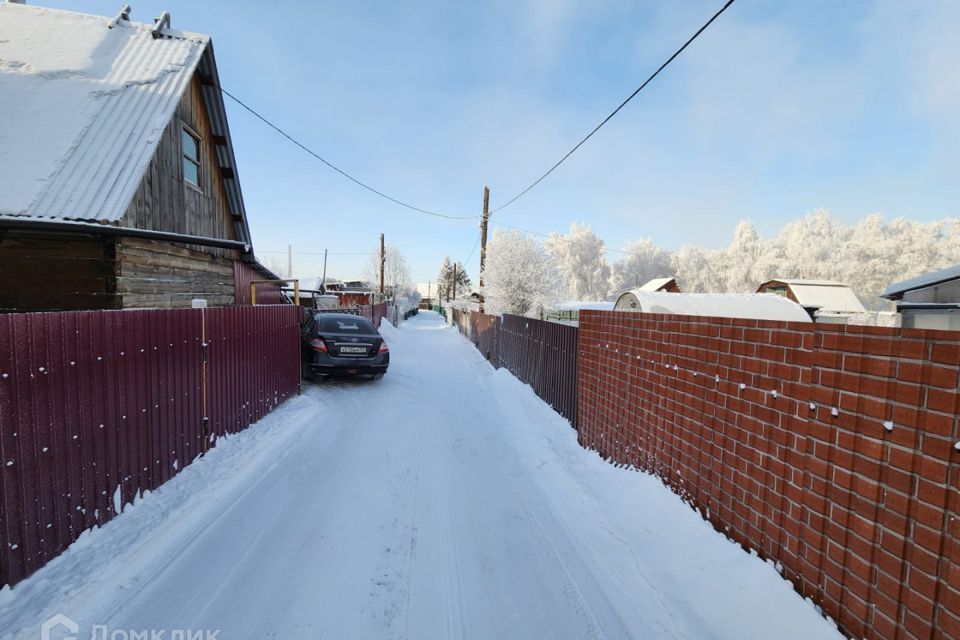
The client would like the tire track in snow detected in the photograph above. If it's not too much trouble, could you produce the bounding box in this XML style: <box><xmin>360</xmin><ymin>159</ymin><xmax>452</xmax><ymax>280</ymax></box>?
<box><xmin>400</xmin><ymin>411</ymin><xmax>423</xmax><ymax>640</ymax></box>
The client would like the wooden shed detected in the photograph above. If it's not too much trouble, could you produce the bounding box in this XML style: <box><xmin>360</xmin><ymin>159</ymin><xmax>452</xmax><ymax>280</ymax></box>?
<box><xmin>0</xmin><ymin>4</ymin><xmax>278</xmax><ymax>310</ymax></box>
<box><xmin>756</xmin><ymin>279</ymin><xmax>866</xmax><ymax>323</ymax></box>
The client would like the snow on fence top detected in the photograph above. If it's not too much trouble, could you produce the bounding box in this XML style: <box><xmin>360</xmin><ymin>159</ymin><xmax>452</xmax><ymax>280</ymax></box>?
<box><xmin>0</xmin><ymin>3</ymin><xmax>208</xmax><ymax>222</ymax></box>
<box><xmin>613</xmin><ymin>291</ymin><xmax>812</xmax><ymax>322</ymax></box>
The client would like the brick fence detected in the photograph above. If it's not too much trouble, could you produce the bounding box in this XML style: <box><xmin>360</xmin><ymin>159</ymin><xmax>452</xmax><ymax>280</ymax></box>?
<box><xmin>577</xmin><ymin>310</ymin><xmax>960</xmax><ymax>639</ymax></box>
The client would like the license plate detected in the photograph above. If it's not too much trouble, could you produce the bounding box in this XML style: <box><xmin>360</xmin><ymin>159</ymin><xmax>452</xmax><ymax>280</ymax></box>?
<box><xmin>339</xmin><ymin>346</ymin><xmax>366</xmax><ymax>354</ymax></box>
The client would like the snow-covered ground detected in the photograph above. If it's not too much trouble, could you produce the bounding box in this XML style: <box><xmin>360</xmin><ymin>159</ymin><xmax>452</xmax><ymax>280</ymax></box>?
<box><xmin>0</xmin><ymin>311</ymin><xmax>840</xmax><ymax>640</ymax></box>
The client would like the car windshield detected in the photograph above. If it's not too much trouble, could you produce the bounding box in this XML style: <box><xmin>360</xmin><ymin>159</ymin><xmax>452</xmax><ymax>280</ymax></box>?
<box><xmin>317</xmin><ymin>316</ymin><xmax>376</xmax><ymax>334</ymax></box>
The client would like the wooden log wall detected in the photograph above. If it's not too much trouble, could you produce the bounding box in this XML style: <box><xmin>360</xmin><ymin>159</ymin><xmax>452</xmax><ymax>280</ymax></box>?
<box><xmin>115</xmin><ymin>238</ymin><xmax>234</xmax><ymax>308</ymax></box>
<box><xmin>0</xmin><ymin>233</ymin><xmax>118</xmax><ymax>311</ymax></box>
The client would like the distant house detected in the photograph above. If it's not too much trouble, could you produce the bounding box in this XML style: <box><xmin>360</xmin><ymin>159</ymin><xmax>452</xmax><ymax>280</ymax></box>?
<box><xmin>881</xmin><ymin>265</ymin><xmax>960</xmax><ymax>330</ymax></box>
<box><xmin>0</xmin><ymin>4</ymin><xmax>278</xmax><ymax>310</ymax></box>
<box><xmin>613</xmin><ymin>291</ymin><xmax>811</xmax><ymax>323</ymax></box>
<box><xmin>638</xmin><ymin>277</ymin><xmax>681</xmax><ymax>293</ymax></box>
<box><xmin>338</xmin><ymin>280</ymin><xmax>378</xmax><ymax>307</ymax></box>
<box><xmin>756</xmin><ymin>279</ymin><xmax>866</xmax><ymax>323</ymax></box>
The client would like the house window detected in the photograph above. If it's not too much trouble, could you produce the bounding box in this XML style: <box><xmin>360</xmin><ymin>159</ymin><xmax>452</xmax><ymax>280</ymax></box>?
<box><xmin>182</xmin><ymin>127</ymin><xmax>201</xmax><ymax>188</ymax></box>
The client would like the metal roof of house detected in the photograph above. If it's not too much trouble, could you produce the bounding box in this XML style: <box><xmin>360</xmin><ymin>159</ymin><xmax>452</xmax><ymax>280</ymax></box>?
<box><xmin>615</xmin><ymin>291</ymin><xmax>812</xmax><ymax>322</ymax></box>
<box><xmin>761</xmin><ymin>279</ymin><xmax>866</xmax><ymax>313</ymax></box>
<box><xmin>638</xmin><ymin>277</ymin><xmax>676</xmax><ymax>292</ymax></box>
<box><xmin>881</xmin><ymin>264</ymin><xmax>960</xmax><ymax>300</ymax></box>
<box><xmin>0</xmin><ymin>4</ymin><xmax>251</xmax><ymax>246</ymax></box>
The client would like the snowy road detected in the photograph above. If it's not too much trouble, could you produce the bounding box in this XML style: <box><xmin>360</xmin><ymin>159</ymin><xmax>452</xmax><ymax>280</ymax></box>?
<box><xmin>1</xmin><ymin>312</ymin><xmax>840</xmax><ymax>640</ymax></box>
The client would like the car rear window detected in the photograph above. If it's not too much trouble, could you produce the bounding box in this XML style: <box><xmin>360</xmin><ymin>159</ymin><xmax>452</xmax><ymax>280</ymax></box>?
<box><xmin>316</xmin><ymin>316</ymin><xmax>376</xmax><ymax>333</ymax></box>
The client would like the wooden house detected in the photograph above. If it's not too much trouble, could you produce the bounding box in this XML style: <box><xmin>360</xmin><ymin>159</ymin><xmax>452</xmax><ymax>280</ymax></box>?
<box><xmin>638</xmin><ymin>277</ymin><xmax>681</xmax><ymax>293</ymax></box>
<box><xmin>0</xmin><ymin>3</ymin><xmax>279</xmax><ymax>311</ymax></box>
<box><xmin>756</xmin><ymin>279</ymin><xmax>866</xmax><ymax>323</ymax></box>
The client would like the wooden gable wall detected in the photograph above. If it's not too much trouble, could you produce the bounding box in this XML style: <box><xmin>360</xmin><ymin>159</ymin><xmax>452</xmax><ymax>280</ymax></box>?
<box><xmin>113</xmin><ymin>71</ymin><xmax>240</xmax><ymax>308</ymax></box>
<box><xmin>119</xmin><ymin>74</ymin><xmax>239</xmax><ymax>249</ymax></box>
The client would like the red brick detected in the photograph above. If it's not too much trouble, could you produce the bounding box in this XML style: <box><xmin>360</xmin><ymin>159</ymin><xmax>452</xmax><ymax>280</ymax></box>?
<box><xmin>843</xmin><ymin>354</ymin><xmax>898</xmax><ymax>377</ymax></box>
<box><xmin>931</xmin><ymin>342</ymin><xmax>960</xmax><ymax>365</ymax></box>
<box><xmin>928</xmin><ymin>389</ymin><xmax>960</xmax><ymax>413</ymax></box>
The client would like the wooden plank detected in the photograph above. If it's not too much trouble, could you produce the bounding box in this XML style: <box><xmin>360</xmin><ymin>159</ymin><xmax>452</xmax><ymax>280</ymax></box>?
<box><xmin>116</xmin><ymin>74</ymin><xmax>237</xmax><ymax>259</ymax></box>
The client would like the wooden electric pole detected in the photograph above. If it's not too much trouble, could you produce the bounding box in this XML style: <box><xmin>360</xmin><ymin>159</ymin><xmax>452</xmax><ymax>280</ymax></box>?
<box><xmin>452</xmin><ymin>263</ymin><xmax>457</xmax><ymax>301</ymax></box>
<box><xmin>478</xmin><ymin>186</ymin><xmax>490</xmax><ymax>313</ymax></box>
<box><xmin>379</xmin><ymin>233</ymin><xmax>385</xmax><ymax>296</ymax></box>
<box><xmin>321</xmin><ymin>248</ymin><xmax>328</xmax><ymax>292</ymax></box>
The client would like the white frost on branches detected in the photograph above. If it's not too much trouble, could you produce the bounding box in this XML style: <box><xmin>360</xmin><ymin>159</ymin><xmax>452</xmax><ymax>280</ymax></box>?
<box><xmin>464</xmin><ymin>210</ymin><xmax>960</xmax><ymax>312</ymax></box>
<box><xmin>671</xmin><ymin>211</ymin><xmax>960</xmax><ymax>309</ymax></box>
<box><xmin>546</xmin><ymin>223</ymin><xmax>611</xmax><ymax>301</ymax></box>
<box><xmin>483</xmin><ymin>229</ymin><xmax>563</xmax><ymax>317</ymax></box>
<box><xmin>609</xmin><ymin>238</ymin><xmax>673</xmax><ymax>294</ymax></box>
<box><xmin>364</xmin><ymin>244</ymin><xmax>414</xmax><ymax>297</ymax></box>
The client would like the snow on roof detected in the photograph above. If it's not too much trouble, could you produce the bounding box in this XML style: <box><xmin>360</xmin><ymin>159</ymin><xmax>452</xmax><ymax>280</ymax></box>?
<box><xmin>0</xmin><ymin>3</ymin><xmax>209</xmax><ymax>222</ymax></box>
<box><xmin>614</xmin><ymin>291</ymin><xmax>812</xmax><ymax>322</ymax></box>
<box><xmin>767</xmin><ymin>281</ymin><xmax>866</xmax><ymax>313</ymax></box>
<box><xmin>768</xmin><ymin>279</ymin><xmax>845</xmax><ymax>287</ymax></box>
<box><xmin>555</xmin><ymin>301</ymin><xmax>616</xmax><ymax>311</ymax></box>
<box><xmin>638</xmin><ymin>277</ymin><xmax>675</xmax><ymax>291</ymax></box>
<box><xmin>881</xmin><ymin>264</ymin><xmax>960</xmax><ymax>299</ymax></box>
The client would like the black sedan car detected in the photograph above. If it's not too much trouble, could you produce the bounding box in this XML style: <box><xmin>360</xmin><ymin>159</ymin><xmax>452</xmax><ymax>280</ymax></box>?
<box><xmin>301</xmin><ymin>313</ymin><xmax>389</xmax><ymax>380</ymax></box>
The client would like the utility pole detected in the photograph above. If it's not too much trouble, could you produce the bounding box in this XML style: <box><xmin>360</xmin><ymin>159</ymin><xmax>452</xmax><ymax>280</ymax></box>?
<box><xmin>452</xmin><ymin>263</ymin><xmax>457</xmax><ymax>301</ymax></box>
<box><xmin>321</xmin><ymin>248</ymin><xmax>328</xmax><ymax>292</ymax></box>
<box><xmin>379</xmin><ymin>233</ymin><xmax>385</xmax><ymax>297</ymax></box>
<box><xmin>479</xmin><ymin>186</ymin><xmax>490</xmax><ymax>313</ymax></box>
<box><xmin>287</xmin><ymin>244</ymin><xmax>293</xmax><ymax>278</ymax></box>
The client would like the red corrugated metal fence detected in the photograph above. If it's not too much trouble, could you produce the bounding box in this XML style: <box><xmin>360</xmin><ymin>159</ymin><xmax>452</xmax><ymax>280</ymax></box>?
<box><xmin>450</xmin><ymin>309</ymin><xmax>578</xmax><ymax>427</ymax></box>
<box><xmin>0</xmin><ymin>305</ymin><xmax>301</xmax><ymax>588</ymax></box>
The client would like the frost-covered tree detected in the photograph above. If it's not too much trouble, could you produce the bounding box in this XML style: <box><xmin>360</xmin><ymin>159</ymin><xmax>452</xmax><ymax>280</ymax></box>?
<box><xmin>610</xmin><ymin>238</ymin><xmax>673</xmax><ymax>294</ymax></box>
<box><xmin>674</xmin><ymin>245</ymin><xmax>726</xmax><ymax>294</ymax></box>
<box><xmin>262</xmin><ymin>255</ymin><xmax>288</xmax><ymax>278</ymax></box>
<box><xmin>670</xmin><ymin>210</ymin><xmax>960</xmax><ymax>308</ymax></box>
<box><xmin>723</xmin><ymin>221</ymin><xmax>763</xmax><ymax>293</ymax></box>
<box><xmin>364</xmin><ymin>244</ymin><xmax>413</xmax><ymax>297</ymax></box>
<box><xmin>483</xmin><ymin>229</ymin><xmax>563</xmax><ymax>316</ymax></box>
<box><xmin>545</xmin><ymin>223</ymin><xmax>610</xmax><ymax>301</ymax></box>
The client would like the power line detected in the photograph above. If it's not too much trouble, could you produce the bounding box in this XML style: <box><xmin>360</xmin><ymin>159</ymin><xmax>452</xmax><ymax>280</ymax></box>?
<box><xmin>489</xmin><ymin>0</ymin><xmax>737</xmax><ymax>216</ymax></box>
<box><xmin>463</xmin><ymin>233</ymin><xmax>482</xmax><ymax>264</ymax></box>
<box><xmin>217</xmin><ymin>85</ymin><xmax>478</xmax><ymax>221</ymax></box>
<box><xmin>259</xmin><ymin>219</ymin><xmax>478</xmax><ymax>257</ymax></box>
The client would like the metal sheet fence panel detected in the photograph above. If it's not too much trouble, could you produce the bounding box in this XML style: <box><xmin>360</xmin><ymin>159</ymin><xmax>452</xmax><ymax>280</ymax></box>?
<box><xmin>0</xmin><ymin>305</ymin><xmax>300</xmax><ymax>588</ymax></box>
<box><xmin>449</xmin><ymin>310</ymin><xmax>578</xmax><ymax>428</ymax></box>
<box><xmin>496</xmin><ymin>315</ymin><xmax>579</xmax><ymax>427</ymax></box>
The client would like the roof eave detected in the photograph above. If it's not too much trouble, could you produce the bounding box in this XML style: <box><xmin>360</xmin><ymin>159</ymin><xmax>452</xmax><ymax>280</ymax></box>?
<box><xmin>195</xmin><ymin>41</ymin><xmax>252</xmax><ymax>249</ymax></box>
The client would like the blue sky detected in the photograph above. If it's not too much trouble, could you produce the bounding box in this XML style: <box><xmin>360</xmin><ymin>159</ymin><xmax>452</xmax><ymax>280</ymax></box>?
<box><xmin>43</xmin><ymin>0</ymin><xmax>960</xmax><ymax>283</ymax></box>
